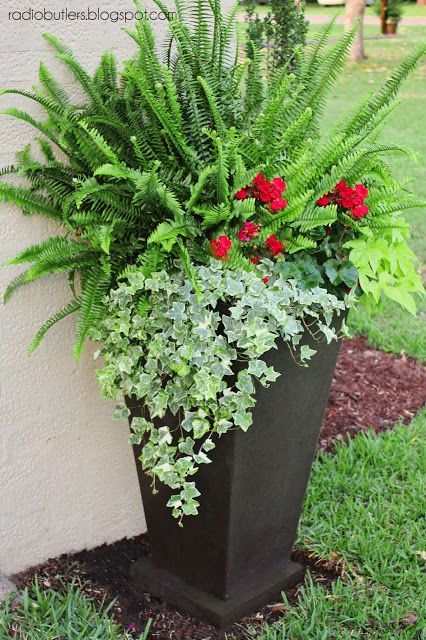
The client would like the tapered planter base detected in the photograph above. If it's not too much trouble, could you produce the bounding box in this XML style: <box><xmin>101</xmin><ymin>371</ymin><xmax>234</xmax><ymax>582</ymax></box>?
<box><xmin>130</xmin><ymin>557</ymin><xmax>304</xmax><ymax>628</ymax></box>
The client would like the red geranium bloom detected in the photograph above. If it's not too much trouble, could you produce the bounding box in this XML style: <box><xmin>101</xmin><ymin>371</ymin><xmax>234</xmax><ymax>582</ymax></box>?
<box><xmin>270</xmin><ymin>198</ymin><xmax>287</xmax><ymax>212</ymax></box>
<box><xmin>262</xmin><ymin>277</ymin><xmax>269</xmax><ymax>284</ymax></box>
<box><xmin>352</xmin><ymin>194</ymin><xmax>364</xmax><ymax>207</ymax></box>
<box><xmin>317</xmin><ymin>195</ymin><xmax>331</xmax><ymax>207</ymax></box>
<box><xmin>250</xmin><ymin>255</ymin><xmax>260</xmax><ymax>264</ymax></box>
<box><xmin>335</xmin><ymin>179</ymin><xmax>348</xmax><ymax>194</ymax></box>
<box><xmin>273</xmin><ymin>177</ymin><xmax>286</xmax><ymax>192</ymax></box>
<box><xmin>341</xmin><ymin>196</ymin><xmax>355</xmax><ymax>209</ymax></box>
<box><xmin>354</xmin><ymin>183</ymin><xmax>368</xmax><ymax>199</ymax></box>
<box><xmin>265</xmin><ymin>234</ymin><xmax>284</xmax><ymax>256</ymax></box>
<box><xmin>238</xmin><ymin>221</ymin><xmax>260</xmax><ymax>242</ymax></box>
<box><xmin>258</xmin><ymin>188</ymin><xmax>274</xmax><ymax>203</ymax></box>
<box><xmin>252</xmin><ymin>172</ymin><xmax>266</xmax><ymax>187</ymax></box>
<box><xmin>235</xmin><ymin>188</ymin><xmax>248</xmax><ymax>200</ymax></box>
<box><xmin>352</xmin><ymin>204</ymin><xmax>369</xmax><ymax>218</ymax></box>
<box><xmin>210</xmin><ymin>235</ymin><xmax>232</xmax><ymax>258</ymax></box>
<box><xmin>251</xmin><ymin>173</ymin><xmax>286</xmax><ymax>205</ymax></box>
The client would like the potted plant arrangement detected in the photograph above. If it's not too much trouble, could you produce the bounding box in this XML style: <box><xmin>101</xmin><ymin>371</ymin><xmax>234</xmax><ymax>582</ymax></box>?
<box><xmin>1</xmin><ymin>0</ymin><xmax>424</xmax><ymax>627</ymax></box>
<box><xmin>374</xmin><ymin>0</ymin><xmax>404</xmax><ymax>34</ymax></box>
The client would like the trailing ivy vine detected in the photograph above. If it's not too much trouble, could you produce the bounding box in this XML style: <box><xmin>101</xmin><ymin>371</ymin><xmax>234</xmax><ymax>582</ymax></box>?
<box><xmin>95</xmin><ymin>259</ymin><xmax>348</xmax><ymax>520</ymax></box>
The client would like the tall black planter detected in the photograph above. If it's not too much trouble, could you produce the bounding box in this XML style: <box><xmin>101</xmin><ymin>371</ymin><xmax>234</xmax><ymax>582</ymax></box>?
<box><xmin>126</xmin><ymin>329</ymin><xmax>342</xmax><ymax>627</ymax></box>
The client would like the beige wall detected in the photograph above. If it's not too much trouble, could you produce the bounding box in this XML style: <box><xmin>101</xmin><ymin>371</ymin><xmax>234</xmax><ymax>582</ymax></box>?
<box><xmin>0</xmin><ymin>0</ymin><xmax>235</xmax><ymax>575</ymax></box>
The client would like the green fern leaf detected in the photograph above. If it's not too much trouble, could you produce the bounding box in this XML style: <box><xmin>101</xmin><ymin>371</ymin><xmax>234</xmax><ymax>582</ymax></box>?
<box><xmin>29</xmin><ymin>297</ymin><xmax>81</xmax><ymax>353</ymax></box>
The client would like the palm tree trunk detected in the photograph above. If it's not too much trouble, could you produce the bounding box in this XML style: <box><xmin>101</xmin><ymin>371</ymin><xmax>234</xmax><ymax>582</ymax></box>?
<box><xmin>345</xmin><ymin>0</ymin><xmax>366</xmax><ymax>61</ymax></box>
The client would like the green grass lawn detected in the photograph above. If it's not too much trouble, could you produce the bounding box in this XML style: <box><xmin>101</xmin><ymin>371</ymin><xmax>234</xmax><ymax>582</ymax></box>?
<box><xmin>0</xmin><ymin>581</ymin><xmax>152</xmax><ymax>639</ymax></box>
<box><xmin>249</xmin><ymin>411</ymin><xmax>426</xmax><ymax>639</ymax></box>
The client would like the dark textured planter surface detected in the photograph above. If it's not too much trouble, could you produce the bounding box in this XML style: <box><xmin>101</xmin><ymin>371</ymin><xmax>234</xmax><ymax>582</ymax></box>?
<box><xmin>126</xmin><ymin>323</ymin><xmax>343</xmax><ymax>627</ymax></box>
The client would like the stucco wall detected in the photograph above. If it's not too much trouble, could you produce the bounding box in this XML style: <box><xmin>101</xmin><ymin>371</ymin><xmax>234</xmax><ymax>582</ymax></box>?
<box><xmin>0</xmin><ymin>0</ymin><xmax>234</xmax><ymax>575</ymax></box>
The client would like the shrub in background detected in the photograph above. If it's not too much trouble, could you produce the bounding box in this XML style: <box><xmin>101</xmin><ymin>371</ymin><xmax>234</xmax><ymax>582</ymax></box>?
<box><xmin>373</xmin><ymin>0</ymin><xmax>404</xmax><ymax>22</ymax></box>
<box><xmin>244</xmin><ymin>0</ymin><xmax>308</xmax><ymax>71</ymax></box>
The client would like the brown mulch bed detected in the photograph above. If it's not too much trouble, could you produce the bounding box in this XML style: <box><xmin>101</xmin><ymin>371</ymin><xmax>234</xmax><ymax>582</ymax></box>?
<box><xmin>319</xmin><ymin>336</ymin><xmax>426</xmax><ymax>451</ymax></box>
<box><xmin>11</xmin><ymin>336</ymin><xmax>426</xmax><ymax>639</ymax></box>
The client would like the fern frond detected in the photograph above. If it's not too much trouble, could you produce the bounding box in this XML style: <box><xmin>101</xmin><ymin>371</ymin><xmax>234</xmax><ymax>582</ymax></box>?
<box><xmin>44</xmin><ymin>33</ymin><xmax>106</xmax><ymax>111</ymax></box>
<box><xmin>3</xmin><ymin>270</ymin><xmax>30</xmax><ymax>302</ymax></box>
<box><xmin>0</xmin><ymin>108</ymin><xmax>63</xmax><ymax>150</ymax></box>
<box><xmin>73</xmin><ymin>264</ymin><xmax>110</xmax><ymax>358</ymax></box>
<box><xmin>198</xmin><ymin>76</ymin><xmax>226</xmax><ymax>136</ymax></box>
<box><xmin>5</xmin><ymin>236</ymin><xmax>87</xmax><ymax>266</ymax></box>
<box><xmin>38</xmin><ymin>62</ymin><xmax>70</xmax><ymax>105</ymax></box>
<box><xmin>0</xmin><ymin>184</ymin><xmax>61</xmax><ymax>219</ymax></box>
<box><xmin>286</xmin><ymin>233</ymin><xmax>317</xmax><ymax>254</ymax></box>
<box><xmin>214</xmin><ymin>137</ymin><xmax>229</xmax><ymax>204</ymax></box>
<box><xmin>187</xmin><ymin>166</ymin><xmax>215</xmax><ymax>210</ymax></box>
<box><xmin>296</xmin><ymin>204</ymin><xmax>338</xmax><ymax>232</ymax></box>
<box><xmin>177</xmin><ymin>238</ymin><xmax>203</xmax><ymax>301</ymax></box>
<box><xmin>0</xmin><ymin>88</ymin><xmax>67</xmax><ymax>119</ymax></box>
<box><xmin>29</xmin><ymin>297</ymin><xmax>81</xmax><ymax>353</ymax></box>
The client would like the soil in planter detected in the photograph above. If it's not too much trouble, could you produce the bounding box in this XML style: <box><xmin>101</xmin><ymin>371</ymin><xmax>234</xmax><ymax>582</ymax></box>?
<box><xmin>11</xmin><ymin>336</ymin><xmax>426</xmax><ymax>639</ymax></box>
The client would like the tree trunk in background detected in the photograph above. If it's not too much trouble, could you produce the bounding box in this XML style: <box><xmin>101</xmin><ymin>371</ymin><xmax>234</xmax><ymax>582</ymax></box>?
<box><xmin>345</xmin><ymin>0</ymin><xmax>366</xmax><ymax>61</ymax></box>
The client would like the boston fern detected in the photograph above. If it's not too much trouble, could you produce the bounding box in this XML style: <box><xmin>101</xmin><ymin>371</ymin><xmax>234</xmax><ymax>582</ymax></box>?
<box><xmin>1</xmin><ymin>3</ymin><xmax>424</xmax><ymax>356</ymax></box>
<box><xmin>1</xmin><ymin>2</ymin><xmax>425</xmax><ymax>515</ymax></box>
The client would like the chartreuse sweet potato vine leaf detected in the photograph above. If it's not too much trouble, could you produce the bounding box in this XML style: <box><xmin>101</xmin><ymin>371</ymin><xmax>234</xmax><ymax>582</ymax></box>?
<box><xmin>344</xmin><ymin>234</ymin><xmax>424</xmax><ymax>314</ymax></box>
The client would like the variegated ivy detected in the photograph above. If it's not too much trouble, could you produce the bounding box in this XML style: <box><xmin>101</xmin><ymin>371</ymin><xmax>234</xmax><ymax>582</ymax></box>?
<box><xmin>94</xmin><ymin>260</ymin><xmax>349</xmax><ymax>522</ymax></box>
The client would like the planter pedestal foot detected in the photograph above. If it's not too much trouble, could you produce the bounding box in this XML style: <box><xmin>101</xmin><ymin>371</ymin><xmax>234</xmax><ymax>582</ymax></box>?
<box><xmin>130</xmin><ymin>557</ymin><xmax>305</xmax><ymax>628</ymax></box>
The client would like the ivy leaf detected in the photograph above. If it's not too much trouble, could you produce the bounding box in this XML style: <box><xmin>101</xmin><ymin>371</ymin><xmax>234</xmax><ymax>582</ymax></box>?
<box><xmin>158</xmin><ymin>426</ymin><xmax>173</xmax><ymax>445</ymax></box>
<box><xmin>300</xmin><ymin>345</ymin><xmax>317</xmax><ymax>362</ymax></box>
<box><xmin>113</xmin><ymin>403</ymin><xmax>130</xmax><ymax>420</ymax></box>
<box><xmin>193</xmin><ymin>451</ymin><xmax>212</xmax><ymax>464</ymax></box>
<box><xmin>234</xmin><ymin>410</ymin><xmax>253</xmax><ymax>432</ymax></box>
<box><xmin>131</xmin><ymin>416</ymin><xmax>152</xmax><ymax>436</ymax></box>
<box><xmin>248</xmin><ymin>359</ymin><xmax>268</xmax><ymax>378</ymax></box>
<box><xmin>215</xmin><ymin>419</ymin><xmax>233</xmax><ymax>435</ymax></box>
<box><xmin>192</xmin><ymin>418</ymin><xmax>210</xmax><ymax>439</ymax></box>
<box><xmin>181</xmin><ymin>482</ymin><xmax>201</xmax><ymax>501</ymax></box>
<box><xmin>167</xmin><ymin>495</ymin><xmax>182</xmax><ymax>508</ymax></box>
<box><xmin>202</xmin><ymin>438</ymin><xmax>216</xmax><ymax>452</ymax></box>
<box><xmin>178</xmin><ymin>437</ymin><xmax>195</xmax><ymax>455</ymax></box>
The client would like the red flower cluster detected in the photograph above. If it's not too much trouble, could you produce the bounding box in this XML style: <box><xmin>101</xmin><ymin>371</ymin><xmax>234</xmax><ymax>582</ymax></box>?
<box><xmin>235</xmin><ymin>173</ymin><xmax>287</xmax><ymax>213</ymax></box>
<box><xmin>317</xmin><ymin>180</ymin><xmax>369</xmax><ymax>219</ymax></box>
<box><xmin>265</xmin><ymin>234</ymin><xmax>284</xmax><ymax>256</ymax></box>
<box><xmin>210</xmin><ymin>175</ymin><xmax>287</xmax><ymax>265</ymax></box>
<box><xmin>210</xmin><ymin>235</ymin><xmax>232</xmax><ymax>259</ymax></box>
<box><xmin>238</xmin><ymin>221</ymin><xmax>261</xmax><ymax>242</ymax></box>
